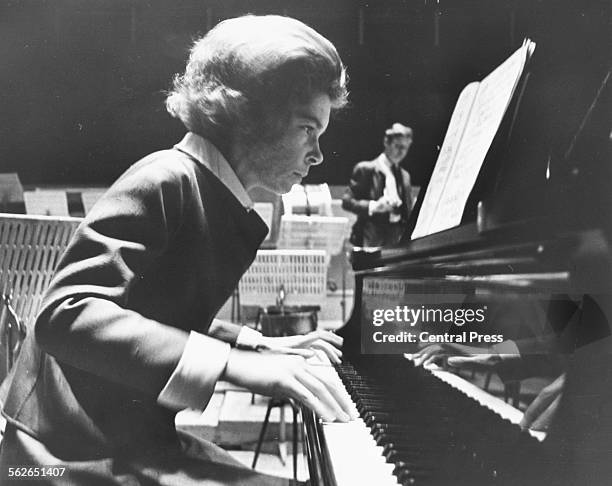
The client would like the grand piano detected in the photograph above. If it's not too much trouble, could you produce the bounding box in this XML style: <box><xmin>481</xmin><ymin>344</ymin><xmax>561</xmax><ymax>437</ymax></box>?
<box><xmin>302</xmin><ymin>31</ymin><xmax>612</xmax><ymax>486</ymax></box>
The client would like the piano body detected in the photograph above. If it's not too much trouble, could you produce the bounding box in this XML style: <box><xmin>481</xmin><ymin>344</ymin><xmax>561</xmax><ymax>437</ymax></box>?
<box><xmin>303</xmin><ymin>33</ymin><xmax>612</xmax><ymax>486</ymax></box>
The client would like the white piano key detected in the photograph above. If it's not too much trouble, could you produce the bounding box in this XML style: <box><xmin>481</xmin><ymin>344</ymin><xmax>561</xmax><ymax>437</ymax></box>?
<box><xmin>318</xmin><ymin>366</ymin><xmax>400</xmax><ymax>486</ymax></box>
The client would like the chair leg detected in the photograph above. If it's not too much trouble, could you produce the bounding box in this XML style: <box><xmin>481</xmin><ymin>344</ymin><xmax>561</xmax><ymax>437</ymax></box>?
<box><xmin>252</xmin><ymin>400</ymin><xmax>274</xmax><ymax>469</ymax></box>
<box><xmin>511</xmin><ymin>382</ymin><xmax>521</xmax><ymax>408</ymax></box>
<box><xmin>484</xmin><ymin>371</ymin><xmax>492</xmax><ymax>391</ymax></box>
<box><xmin>278</xmin><ymin>403</ymin><xmax>287</xmax><ymax>466</ymax></box>
<box><xmin>292</xmin><ymin>404</ymin><xmax>298</xmax><ymax>481</ymax></box>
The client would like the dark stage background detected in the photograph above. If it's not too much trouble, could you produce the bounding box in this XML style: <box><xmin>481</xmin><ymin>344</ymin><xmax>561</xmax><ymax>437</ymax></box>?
<box><xmin>0</xmin><ymin>0</ymin><xmax>609</xmax><ymax>188</ymax></box>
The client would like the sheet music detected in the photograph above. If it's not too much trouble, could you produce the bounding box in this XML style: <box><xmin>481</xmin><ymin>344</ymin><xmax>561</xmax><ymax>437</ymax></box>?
<box><xmin>23</xmin><ymin>190</ymin><xmax>70</xmax><ymax>216</ymax></box>
<box><xmin>411</xmin><ymin>83</ymin><xmax>480</xmax><ymax>238</ymax></box>
<box><xmin>428</xmin><ymin>44</ymin><xmax>529</xmax><ymax>234</ymax></box>
<box><xmin>412</xmin><ymin>42</ymin><xmax>533</xmax><ymax>238</ymax></box>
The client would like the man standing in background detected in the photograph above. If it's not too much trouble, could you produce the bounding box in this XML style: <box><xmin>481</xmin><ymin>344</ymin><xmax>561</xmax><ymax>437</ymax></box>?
<box><xmin>343</xmin><ymin>123</ymin><xmax>414</xmax><ymax>247</ymax></box>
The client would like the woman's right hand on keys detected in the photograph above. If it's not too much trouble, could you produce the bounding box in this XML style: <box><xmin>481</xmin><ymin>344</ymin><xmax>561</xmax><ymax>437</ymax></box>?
<box><xmin>222</xmin><ymin>348</ymin><xmax>356</xmax><ymax>422</ymax></box>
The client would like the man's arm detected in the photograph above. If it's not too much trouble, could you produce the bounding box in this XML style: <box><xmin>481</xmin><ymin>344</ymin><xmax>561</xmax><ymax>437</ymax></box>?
<box><xmin>342</xmin><ymin>163</ymin><xmax>373</xmax><ymax>215</ymax></box>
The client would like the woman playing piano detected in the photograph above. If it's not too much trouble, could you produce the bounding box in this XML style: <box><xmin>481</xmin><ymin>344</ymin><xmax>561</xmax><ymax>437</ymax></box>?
<box><xmin>0</xmin><ymin>15</ymin><xmax>355</xmax><ymax>485</ymax></box>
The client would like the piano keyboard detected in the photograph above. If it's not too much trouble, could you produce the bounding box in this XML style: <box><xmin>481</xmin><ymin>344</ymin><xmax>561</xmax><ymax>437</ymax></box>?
<box><xmin>309</xmin><ymin>356</ymin><xmax>543</xmax><ymax>486</ymax></box>
<box><xmin>417</xmin><ymin>358</ymin><xmax>546</xmax><ymax>442</ymax></box>
<box><xmin>314</xmin><ymin>363</ymin><xmax>400</xmax><ymax>486</ymax></box>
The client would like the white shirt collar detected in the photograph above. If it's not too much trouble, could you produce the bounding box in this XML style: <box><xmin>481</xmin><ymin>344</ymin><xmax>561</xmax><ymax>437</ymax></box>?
<box><xmin>174</xmin><ymin>132</ymin><xmax>253</xmax><ymax>210</ymax></box>
<box><xmin>376</xmin><ymin>153</ymin><xmax>395</xmax><ymax>173</ymax></box>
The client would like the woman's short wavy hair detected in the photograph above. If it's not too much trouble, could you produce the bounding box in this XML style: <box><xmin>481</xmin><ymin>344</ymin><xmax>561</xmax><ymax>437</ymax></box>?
<box><xmin>166</xmin><ymin>15</ymin><xmax>348</xmax><ymax>148</ymax></box>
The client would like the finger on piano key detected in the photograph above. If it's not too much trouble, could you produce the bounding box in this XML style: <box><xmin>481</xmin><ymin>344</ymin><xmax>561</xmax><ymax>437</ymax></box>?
<box><xmin>311</xmin><ymin>364</ymin><xmax>359</xmax><ymax>420</ymax></box>
<box><xmin>297</xmin><ymin>369</ymin><xmax>351</xmax><ymax>422</ymax></box>
<box><xmin>306</xmin><ymin>349</ymin><xmax>333</xmax><ymax>366</ymax></box>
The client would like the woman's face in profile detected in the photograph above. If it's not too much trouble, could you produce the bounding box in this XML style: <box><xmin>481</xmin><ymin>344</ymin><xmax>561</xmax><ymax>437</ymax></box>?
<box><xmin>245</xmin><ymin>92</ymin><xmax>332</xmax><ymax>194</ymax></box>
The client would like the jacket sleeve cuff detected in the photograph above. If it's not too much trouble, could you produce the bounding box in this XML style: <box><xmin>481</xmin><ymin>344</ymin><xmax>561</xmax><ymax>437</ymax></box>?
<box><xmin>207</xmin><ymin>318</ymin><xmax>244</xmax><ymax>345</ymax></box>
<box><xmin>157</xmin><ymin>331</ymin><xmax>231</xmax><ymax>411</ymax></box>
